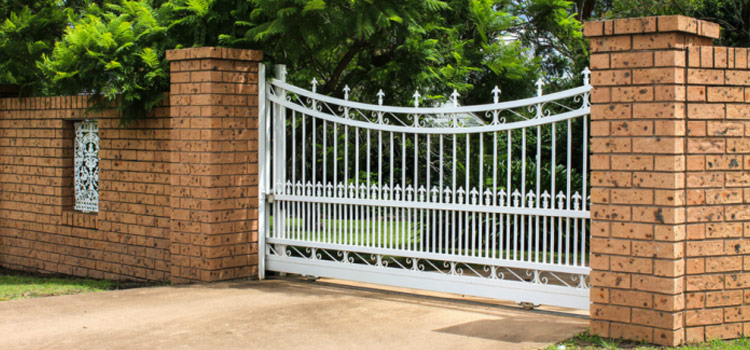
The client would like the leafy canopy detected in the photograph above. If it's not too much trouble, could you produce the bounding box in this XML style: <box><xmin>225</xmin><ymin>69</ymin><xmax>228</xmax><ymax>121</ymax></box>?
<box><xmin>38</xmin><ymin>1</ymin><xmax>172</xmax><ymax>122</ymax></box>
<box><xmin>1</xmin><ymin>0</ymin><xmax>588</xmax><ymax>123</ymax></box>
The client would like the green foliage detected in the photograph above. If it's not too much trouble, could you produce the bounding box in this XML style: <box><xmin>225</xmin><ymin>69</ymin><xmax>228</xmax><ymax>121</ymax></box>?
<box><xmin>38</xmin><ymin>1</ymin><xmax>171</xmax><ymax>124</ymax></box>
<box><xmin>221</xmin><ymin>0</ymin><xmax>587</xmax><ymax>106</ymax></box>
<box><xmin>2</xmin><ymin>0</ymin><xmax>589</xmax><ymax>122</ymax></box>
<box><xmin>0</xmin><ymin>1</ymin><xmax>72</xmax><ymax>94</ymax></box>
<box><xmin>162</xmin><ymin>0</ymin><xmax>247</xmax><ymax>47</ymax></box>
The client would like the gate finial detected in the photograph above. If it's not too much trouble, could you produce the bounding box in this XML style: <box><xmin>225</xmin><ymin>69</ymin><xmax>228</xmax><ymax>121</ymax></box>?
<box><xmin>377</xmin><ymin>89</ymin><xmax>385</xmax><ymax>106</ymax></box>
<box><xmin>491</xmin><ymin>86</ymin><xmax>501</xmax><ymax>104</ymax></box>
<box><xmin>582</xmin><ymin>67</ymin><xmax>591</xmax><ymax>86</ymax></box>
<box><xmin>413</xmin><ymin>90</ymin><xmax>421</xmax><ymax>108</ymax></box>
<box><xmin>343</xmin><ymin>85</ymin><xmax>350</xmax><ymax>101</ymax></box>
<box><xmin>535</xmin><ymin>78</ymin><xmax>545</xmax><ymax>96</ymax></box>
<box><xmin>311</xmin><ymin>77</ymin><xmax>318</xmax><ymax>93</ymax></box>
<box><xmin>450</xmin><ymin>89</ymin><xmax>460</xmax><ymax>107</ymax></box>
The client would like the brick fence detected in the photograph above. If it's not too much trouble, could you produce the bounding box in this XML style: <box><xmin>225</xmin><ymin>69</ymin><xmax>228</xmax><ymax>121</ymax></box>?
<box><xmin>586</xmin><ymin>15</ymin><xmax>750</xmax><ymax>345</ymax></box>
<box><xmin>0</xmin><ymin>47</ymin><xmax>262</xmax><ymax>284</ymax></box>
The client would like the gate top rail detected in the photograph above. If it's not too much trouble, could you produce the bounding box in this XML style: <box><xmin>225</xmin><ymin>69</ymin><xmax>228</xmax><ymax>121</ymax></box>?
<box><xmin>267</xmin><ymin>68</ymin><xmax>591</xmax><ymax>134</ymax></box>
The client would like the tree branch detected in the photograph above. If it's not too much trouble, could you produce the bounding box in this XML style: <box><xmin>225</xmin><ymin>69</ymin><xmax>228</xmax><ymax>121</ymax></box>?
<box><xmin>322</xmin><ymin>39</ymin><xmax>366</xmax><ymax>94</ymax></box>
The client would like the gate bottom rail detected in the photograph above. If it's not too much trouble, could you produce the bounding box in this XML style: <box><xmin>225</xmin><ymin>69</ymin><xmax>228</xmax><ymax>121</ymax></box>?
<box><xmin>266</xmin><ymin>242</ymin><xmax>590</xmax><ymax>310</ymax></box>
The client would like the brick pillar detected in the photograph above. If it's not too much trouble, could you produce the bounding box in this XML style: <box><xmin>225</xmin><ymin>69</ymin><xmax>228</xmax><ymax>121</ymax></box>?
<box><xmin>585</xmin><ymin>16</ymin><xmax>720</xmax><ymax>346</ymax></box>
<box><xmin>682</xmin><ymin>42</ymin><xmax>750</xmax><ymax>342</ymax></box>
<box><xmin>165</xmin><ymin>47</ymin><xmax>262</xmax><ymax>283</ymax></box>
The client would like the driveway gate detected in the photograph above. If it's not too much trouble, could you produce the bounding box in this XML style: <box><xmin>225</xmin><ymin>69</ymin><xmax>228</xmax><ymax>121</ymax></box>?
<box><xmin>259</xmin><ymin>66</ymin><xmax>592</xmax><ymax>310</ymax></box>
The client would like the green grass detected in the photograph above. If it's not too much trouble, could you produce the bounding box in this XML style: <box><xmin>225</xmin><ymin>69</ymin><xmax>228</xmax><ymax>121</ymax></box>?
<box><xmin>275</xmin><ymin>217</ymin><xmax>589</xmax><ymax>263</ymax></box>
<box><xmin>0</xmin><ymin>269</ymin><xmax>117</xmax><ymax>301</ymax></box>
<box><xmin>281</xmin><ymin>217</ymin><xmax>422</xmax><ymax>246</ymax></box>
<box><xmin>548</xmin><ymin>331</ymin><xmax>750</xmax><ymax>350</ymax></box>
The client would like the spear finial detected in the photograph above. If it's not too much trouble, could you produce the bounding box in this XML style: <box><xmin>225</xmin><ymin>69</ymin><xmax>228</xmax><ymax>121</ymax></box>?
<box><xmin>535</xmin><ymin>78</ymin><xmax>545</xmax><ymax>97</ymax></box>
<box><xmin>450</xmin><ymin>89</ymin><xmax>460</xmax><ymax>107</ymax></box>
<box><xmin>582</xmin><ymin>67</ymin><xmax>591</xmax><ymax>86</ymax></box>
<box><xmin>491</xmin><ymin>86</ymin><xmax>501</xmax><ymax>104</ymax></box>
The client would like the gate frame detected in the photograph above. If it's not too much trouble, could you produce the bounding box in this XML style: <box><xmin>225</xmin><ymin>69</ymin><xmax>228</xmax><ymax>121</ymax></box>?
<box><xmin>259</xmin><ymin>63</ymin><xmax>593</xmax><ymax>310</ymax></box>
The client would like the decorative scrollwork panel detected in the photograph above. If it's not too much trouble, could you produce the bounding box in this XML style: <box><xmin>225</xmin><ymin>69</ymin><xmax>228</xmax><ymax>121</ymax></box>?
<box><xmin>74</xmin><ymin>120</ymin><xmax>99</xmax><ymax>213</ymax></box>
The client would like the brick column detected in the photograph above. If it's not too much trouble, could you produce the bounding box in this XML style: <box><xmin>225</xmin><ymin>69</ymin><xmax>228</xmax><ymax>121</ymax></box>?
<box><xmin>165</xmin><ymin>47</ymin><xmax>262</xmax><ymax>283</ymax></box>
<box><xmin>585</xmin><ymin>16</ymin><xmax>720</xmax><ymax>346</ymax></box>
<box><xmin>682</xmin><ymin>44</ymin><xmax>750</xmax><ymax>342</ymax></box>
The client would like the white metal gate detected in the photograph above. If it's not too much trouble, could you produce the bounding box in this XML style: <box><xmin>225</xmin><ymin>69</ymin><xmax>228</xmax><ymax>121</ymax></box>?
<box><xmin>259</xmin><ymin>65</ymin><xmax>592</xmax><ymax>310</ymax></box>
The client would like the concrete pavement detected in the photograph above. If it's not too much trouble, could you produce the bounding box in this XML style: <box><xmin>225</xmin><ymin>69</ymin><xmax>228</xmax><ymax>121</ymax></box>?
<box><xmin>0</xmin><ymin>278</ymin><xmax>587</xmax><ymax>349</ymax></box>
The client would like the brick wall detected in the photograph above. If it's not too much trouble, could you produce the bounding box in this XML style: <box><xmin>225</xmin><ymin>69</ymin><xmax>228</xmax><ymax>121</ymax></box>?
<box><xmin>683</xmin><ymin>45</ymin><xmax>750</xmax><ymax>342</ymax></box>
<box><xmin>0</xmin><ymin>97</ymin><xmax>171</xmax><ymax>280</ymax></box>
<box><xmin>585</xmin><ymin>15</ymin><xmax>750</xmax><ymax>346</ymax></box>
<box><xmin>0</xmin><ymin>47</ymin><xmax>262</xmax><ymax>284</ymax></box>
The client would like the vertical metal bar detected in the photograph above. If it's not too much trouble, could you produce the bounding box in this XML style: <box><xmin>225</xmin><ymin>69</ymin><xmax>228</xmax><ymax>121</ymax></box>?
<box><xmin>355</xmin><ymin>127</ymin><xmax>360</xmax><ymax>247</ymax></box>
<box><xmin>582</xmin><ymin>114</ymin><xmax>589</xmax><ymax>266</ymax></box>
<box><xmin>333</xmin><ymin>122</ymin><xmax>337</xmax><ymax>189</ymax></box>
<box><xmin>378</xmin><ymin>129</ymin><xmax>383</xmax><ymax>248</ymax></box>
<box><xmin>344</xmin><ymin>120</ymin><xmax>349</xmax><ymax>248</ymax></box>
<box><xmin>427</xmin><ymin>134</ymin><xmax>433</xmax><ymax>253</ymax></box>
<box><xmin>506</xmin><ymin>130</ymin><xmax>511</xmax><ymax>260</ymax></box>
<box><xmin>479</xmin><ymin>133</ymin><xmax>484</xmax><ymax>257</ymax></box>
<box><xmin>520</xmin><ymin>128</ymin><xmax>526</xmax><ymax>260</ymax></box>
<box><xmin>367</xmin><ymin>129</ymin><xmax>371</xmax><ymax>246</ymax></box>
<box><xmin>543</xmin><ymin>215</ymin><xmax>548</xmax><ymax>264</ymax></box>
<box><xmin>323</xmin><ymin>119</ymin><xmax>328</xmax><ymax>244</ymax></box>
<box><xmin>414</xmin><ymin>134</ymin><xmax>418</xmax><ymax>188</ymax></box>
<box><xmin>551</xmin><ymin>123</ymin><xmax>556</xmax><ymax>209</ymax></box>
<box><xmin>535</xmin><ymin>125</ymin><xmax>541</xmax><ymax>262</ymax></box>
<box><xmin>439</xmin><ymin>135</ymin><xmax>444</xmax><ymax>253</ymax></box>
<box><xmin>257</xmin><ymin>63</ymin><xmax>268</xmax><ymax>279</ymax></box>
<box><xmin>323</xmin><ymin>120</ymin><xmax>327</xmax><ymax>188</ymax></box>
<box><xmin>452</xmin><ymin>134</ymin><xmax>457</xmax><ymax>254</ymax></box>
<box><xmin>402</xmin><ymin>133</ymin><xmax>406</xmax><ymax>251</ymax></box>
<box><xmin>390</xmin><ymin>132</ymin><xmax>394</xmax><ymax>249</ymax></box>
<box><xmin>312</xmin><ymin>115</ymin><xmax>316</xmax><ymax>188</ymax></box>
<box><xmin>566</xmin><ymin>119</ymin><xmax>572</xmax><ymax>265</ymax></box>
<box><xmin>492</xmin><ymin>131</ymin><xmax>497</xmax><ymax>259</ymax></box>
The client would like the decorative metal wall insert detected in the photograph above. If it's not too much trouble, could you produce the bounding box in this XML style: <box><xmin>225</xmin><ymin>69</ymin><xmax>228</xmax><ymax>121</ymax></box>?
<box><xmin>74</xmin><ymin>120</ymin><xmax>99</xmax><ymax>213</ymax></box>
<box><xmin>259</xmin><ymin>66</ymin><xmax>592</xmax><ymax>310</ymax></box>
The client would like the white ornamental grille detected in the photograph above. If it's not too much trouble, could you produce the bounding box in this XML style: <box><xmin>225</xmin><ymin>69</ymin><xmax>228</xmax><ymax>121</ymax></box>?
<box><xmin>74</xmin><ymin>120</ymin><xmax>99</xmax><ymax>213</ymax></box>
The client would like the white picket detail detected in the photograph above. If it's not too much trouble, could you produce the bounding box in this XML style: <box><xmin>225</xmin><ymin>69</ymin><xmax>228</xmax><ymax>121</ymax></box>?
<box><xmin>261</xmin><ymin>65</ymin><xmax>592</xmax><ymax>310</ymax></box>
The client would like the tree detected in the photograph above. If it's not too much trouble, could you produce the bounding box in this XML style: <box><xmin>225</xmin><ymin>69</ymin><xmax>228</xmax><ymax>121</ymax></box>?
<box><xmin>224</xmin><ymin>0</ymin><xmax>586</xmax><ymax>105</ymax></box>
<box><xmin>38</xmin><ymin>1</ymin><xmax>172</xmax><ymax>123</ymax></box>
<box><xmin>0</xmin><ymin>1</ymin><xmax>74</xmax><ymax>94</ymax></box>
<box><xmin>3</xmin><ymin>0</ymin><xmax>590</xmax><ymax>121</ymax></box>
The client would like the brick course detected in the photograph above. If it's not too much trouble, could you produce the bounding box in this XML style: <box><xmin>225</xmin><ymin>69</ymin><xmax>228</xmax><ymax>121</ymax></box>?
<box><xmin>587</xmin><ymin>15</ymin><xmax>750</xmax><ymax>346</ymax></box>
<box><xmin>0</xmin><ymin>47</ymin><xmax>262</xmax><ymax>284</ymax></box>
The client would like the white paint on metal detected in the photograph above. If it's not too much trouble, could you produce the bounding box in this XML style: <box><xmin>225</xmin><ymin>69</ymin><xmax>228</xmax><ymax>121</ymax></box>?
<box><xmin>74</xmin><ymin>120</ymin><xmax>99</xmax><ymax>213</ymax></box>
<box><xmin>262</xmin><ymin>69</ymin><xmax>592</xmax><ymax>310</ymax></box>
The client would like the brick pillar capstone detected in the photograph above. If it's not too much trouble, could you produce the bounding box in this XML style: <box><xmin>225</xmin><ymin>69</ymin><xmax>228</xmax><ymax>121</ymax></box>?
<box><xmin>585</xmin><ymin>16</ymin><xmax>721</xmax><ymax>346</ymax></box>
<box><xmin>165</xmin><ymin>47</ymin><xmax>262</xmax><ymax>283</ymax></box>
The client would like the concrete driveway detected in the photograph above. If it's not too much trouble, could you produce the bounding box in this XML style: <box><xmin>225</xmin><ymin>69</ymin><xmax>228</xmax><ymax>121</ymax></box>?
<box><xmin>0</xmin><ymin>278</ymin><xmax>587</xmax><ymax>350</ymax></box>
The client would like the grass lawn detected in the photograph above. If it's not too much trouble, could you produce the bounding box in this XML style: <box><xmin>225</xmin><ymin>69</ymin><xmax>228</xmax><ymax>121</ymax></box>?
<box><xmin>548</xmin><ymin>331</ymin><xmax>750</xmax><ymax>350</ymax></box>
<box><xmin>0</xmin><ymin>268</ymin><xmax>119</xmax><ymax>301</ymax></box>
<box><xmin>276</xmin><ymin>217</ymin><xmax>589</xmax><ymax>263</ymax></box>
